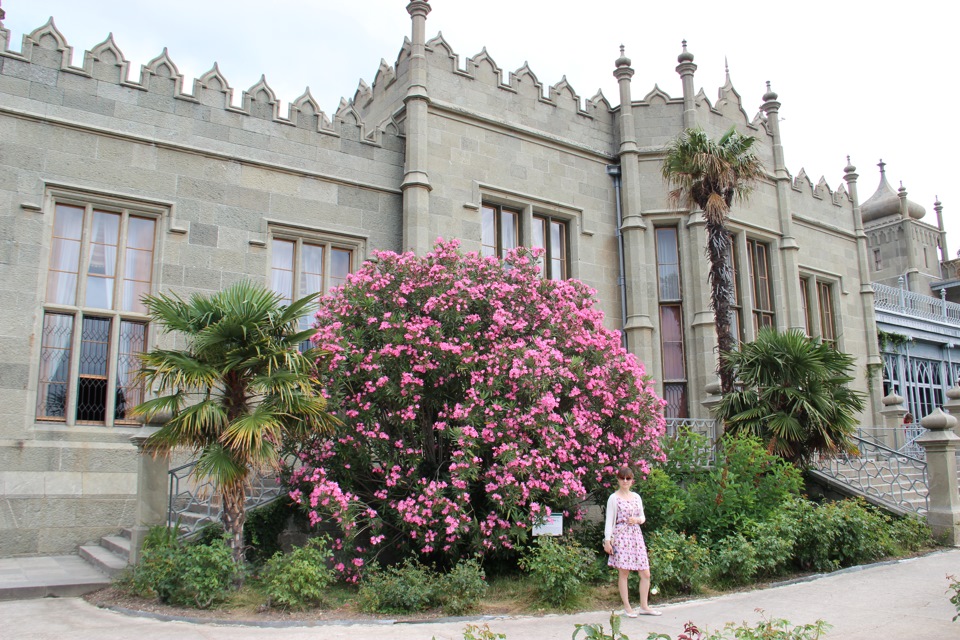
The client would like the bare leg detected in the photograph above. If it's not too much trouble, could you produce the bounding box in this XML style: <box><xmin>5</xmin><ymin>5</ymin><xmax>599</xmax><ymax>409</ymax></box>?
<box><xmin>638</xmin><ymin>568</ymin><xmax>653</xmax><ymax>612</ymax></box>
<box><xmin>617</xmin><ymin>568</ymin><xmax>634</xmax><ymax>614</ymax></box>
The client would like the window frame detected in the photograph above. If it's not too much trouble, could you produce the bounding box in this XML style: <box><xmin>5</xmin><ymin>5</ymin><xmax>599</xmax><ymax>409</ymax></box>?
<box><xmin>747</xmin><ymin>238</ymin><xmax>776</xmax><ymax>331</ymax></box>
<box><xmin>655</xmin><ymin>225</ymin><xmax>688</xmax><ymax>419</ymax></box>
<box><xmin>267</xmin><ymin>225</ymin><xmax>364</xmax><ymax>338</ymax></box>
<box><xmin>36</xmin><ymin>192</ymin><xmax>162</xmax><ymax>427</ymax></box>
<box><xmin>481</xmin><ymin>201</ymin><xmax>572</xmax><ymax>281</ymax></box>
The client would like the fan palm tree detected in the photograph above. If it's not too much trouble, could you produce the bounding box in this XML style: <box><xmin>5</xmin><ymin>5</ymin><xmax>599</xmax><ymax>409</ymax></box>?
<box><xmin>714</xmin><ymin>328</ymin><xmax>866</xmax><ymax>466</ymax></box>
<box><xmin>132</xmin><ymin>281</ymin><xmax>338</xmax><ymax>566</ymax></box>
<box><xmin>661</xmin><ymin>126</ymin><xmax>764</xmax><ymax>394</ymax></box>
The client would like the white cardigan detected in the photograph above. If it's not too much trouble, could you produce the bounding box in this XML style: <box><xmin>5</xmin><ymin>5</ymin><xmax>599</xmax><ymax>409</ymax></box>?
<box><xmin>603</xmin><ymin>490</ymin><xmax>645</xmax><ymax>542</ymax></box>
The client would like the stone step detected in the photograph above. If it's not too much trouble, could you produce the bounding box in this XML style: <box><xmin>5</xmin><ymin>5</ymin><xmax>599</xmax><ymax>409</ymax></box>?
<box><xmin>0</xmin><ymin>555</ymin><xmax>111</xmax><ymax>601</ymax></box>
<box><xmin>78</xmin><ymin>543</ymin><xmax>128</xmax><ymax>578</ymax></box>
<box><xmin>100</xmin><ymin>534</ymin><xmax>131</xmax><ymax>562</ymax></box>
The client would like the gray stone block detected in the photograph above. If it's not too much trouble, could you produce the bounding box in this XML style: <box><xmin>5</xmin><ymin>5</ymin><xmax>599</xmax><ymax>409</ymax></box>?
<box><xmin>337</xmin><ymin>185</ymin><xmax>381</xmax><ymax>212</ymax></box>
<box><xmin>189</xmin><ymin>221</ymin><xmax>219</xmax><ymax>247</ymax></box>
<box><xmin>0</xmin><ymin>364</ymin><xmax>30</xmax><ymax>390</ymax></box>
<box><xmin>0</xmin><ymin>525</ymin><xmax>38</xmax><ymax>556</ymax></box>
<box><xmin>183</xmin><ymin>266</ymin><xmax>223</xmax><ymax>290</ymax></box>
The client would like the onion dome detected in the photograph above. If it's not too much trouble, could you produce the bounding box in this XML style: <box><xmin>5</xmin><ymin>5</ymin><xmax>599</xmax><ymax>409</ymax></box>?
<box><xmin>615</xmin><ymin>45</ymin><xmax>631</xmax><ymax>68</ymax></box>
<box><xmin>677</xmin><ymin>40</ymin><xmax>694</xmax><ymax>63</ymax></box>
<box><xmin>860</xmin><ymin>160</ymin><xmax>925</xmax><ymax>222</ymax></box>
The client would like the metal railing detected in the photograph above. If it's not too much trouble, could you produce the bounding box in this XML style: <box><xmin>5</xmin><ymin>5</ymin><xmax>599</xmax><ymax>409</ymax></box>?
<box><xmin>810</xmin><ymin>434</ymin><xmax>929</xmax><ymax>516</ymax></box>
<box><xmin>168</xmin><ymin>460</ymin><xmax>286</xmax><ymax>537</ymax></box>
<box><xmin>873</xmin><ymin>282</ymin><xmax>960</xmax><ymax>325</ymax></box>
<box><xmin>663</xmin><ymin>418</ymin><xmax>717</xmax><ymax>466</ymax></box>
<box><xmin>855</xmin><ymin>425</ymin><xmax>926</xmax><ymax>460</ymax></box>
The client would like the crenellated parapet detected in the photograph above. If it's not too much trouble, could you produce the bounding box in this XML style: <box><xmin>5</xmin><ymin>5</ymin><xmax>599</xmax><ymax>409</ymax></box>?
<box><xmin>334</xmin><ymin>31</ymin><xmax>617</xmax><ymax>151</ymax></box>
<box><xmin>0</xmin><ymin>18</ymin><xmax>402</xmax><ymax>146</ymax></box>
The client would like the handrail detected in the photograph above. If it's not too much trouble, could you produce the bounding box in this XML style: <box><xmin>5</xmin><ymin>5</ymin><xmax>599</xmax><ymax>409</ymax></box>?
<box><xmin>167</xmin><ymin>460</ymin><xmax>286</xmax><ymax>537</ymax></box>
<box><xmin>810</xmin><ymin>434</ymin><xmax>928</xmax><ymax>515</ymax></box>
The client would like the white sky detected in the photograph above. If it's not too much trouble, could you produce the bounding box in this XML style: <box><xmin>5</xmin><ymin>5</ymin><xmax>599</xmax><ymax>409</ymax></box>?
<box><xmin>4</xmin><ymin>0</ymin><xmax>957</xmax><ymax>256</ymax></box>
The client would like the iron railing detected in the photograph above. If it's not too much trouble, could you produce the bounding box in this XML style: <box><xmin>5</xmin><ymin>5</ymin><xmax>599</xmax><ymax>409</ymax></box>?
<box><xmin>663</xmin><ymin>418</ymin><xmax>717</xmax><ymax>466</ymax></box>
<box><xmin>810</xmin><ymin>434</ymin><xmax>928</xmax><ymax>516</ymax></box>
<box><xmin>167</xmin><ymin>460</ymin><xmax>286</xmax><ymax>537</ymax></box>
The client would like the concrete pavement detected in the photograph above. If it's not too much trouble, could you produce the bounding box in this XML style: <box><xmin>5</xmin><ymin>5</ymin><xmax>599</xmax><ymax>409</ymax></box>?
<box><xmin>0</xmin><ymin>549</ymin><xmax>957</xmax><ymax>639</ymax></box>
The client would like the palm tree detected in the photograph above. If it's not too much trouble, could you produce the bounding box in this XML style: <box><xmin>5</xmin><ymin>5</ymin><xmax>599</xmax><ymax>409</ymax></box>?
<box><xmin>132</xmin><ymin>281</ymin><xmax>338</xmax><ymax>566</ymax></box>
<box><xmin>661</xmin><ymin>127</ymin><xmax>764</xmax><ymax>394</ymax></box>
<box><xmin>713</xmin><ymin>328</ymin><xmax>866</xmax><ymax>466</ymax></box>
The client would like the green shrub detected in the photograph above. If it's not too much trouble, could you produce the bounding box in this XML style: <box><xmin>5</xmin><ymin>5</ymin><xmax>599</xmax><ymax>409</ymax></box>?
<box><xmin>659</xmin><ymin>425</ymin><xmax>712</xmax><ymax>482</ymax></box>
<box><xmin>792</xmin><ymin>498</ymin><xmax>889</xmax><ymax>572</ymax></box>
<box><xmin>947</xmin><ymin>574</ymin><xmax>960</xmax><ymax>622</ymax></box>
<box><xmin>684</xmin><ymin>435</ymin><xmax>802</xmax><ymax>540</ymax></box>
<box><xmin>357</xmin><ymin>558</ymin><xmax>437</xmax><ymax>613</ymax></box>
<box><xmin>460</xmin><ymin>623</ymin><xmax>507</xmax><ymax>640</ymax></box>
<box><xmin>709</xmin><ymin>533</ymin><xmax>758</xmax><ymax>587</ymax></box>
<box><xmin>648</xmin><ymin>612</ymin><xmax>831</xmax><ymax>639</ymax></box>
<box><xmin>573</xmin><ymin>612</ymin><xmax>629</xmax><ymax>640</ymax></box>
<box><xmin>259</xmin><ymin>537</ymin><xmax>335</xmax><ymax>610</ymax></box>
<box><xmin>519</xmin><ymin>536</ymin><xmax>595</xmax><ymax>607</ymax></box>
<box><xmin>245</xmin><ymin>499</ymin><xmax>294</xmax><ymax>565</ymax></box>
<box><xmin>133</xmin><ymin>527</ymin><xmax>236</xmax><ymax>608</ymax></box>
<box><xmin>646</xmin><ymin>529</ymin><xmax>710</xmax><ymax>595</ymax></box>
<box><xmin>885</xmin><ymin>515</ymin><xmax>934</xmax><ymax>555</ymax></box>
<box><xmin>744</xmin><ymin>514</ymin><xmax>797</xmax><ymax>579</ymax></box>
<box><xmin>357</xmin><ymin>557</ymin><xmax>488</xmax><ymax>615</ymax></box>
<box><xmin>638</xmin><ymin>468</ymin><xmax>687</xmax><ymax>533</ymax></box>
<box><xmin>440</xmin><ymin>559</ymin><xmax>488</xmax><ymax>616</ymax></box>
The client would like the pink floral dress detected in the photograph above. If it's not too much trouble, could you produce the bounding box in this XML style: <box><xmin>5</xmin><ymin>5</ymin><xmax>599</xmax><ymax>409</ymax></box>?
<box><xmin>608</xmin><ymin>495</ymin><xmax>649</xmax><ymax>571</ymax></box>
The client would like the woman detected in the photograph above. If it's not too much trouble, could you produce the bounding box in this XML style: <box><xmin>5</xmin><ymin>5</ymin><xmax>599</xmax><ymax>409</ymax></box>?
<box><xmin>602</xmin><ymin>466</ymin><xmax>660</xmax><ymax>617</ymax></box>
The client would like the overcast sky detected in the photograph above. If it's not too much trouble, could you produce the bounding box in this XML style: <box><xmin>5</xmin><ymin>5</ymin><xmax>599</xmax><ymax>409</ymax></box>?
<box><xmin>4</xmin><ymin>0</ymin><xmax>956</xmax><ymax>259</ymax></box>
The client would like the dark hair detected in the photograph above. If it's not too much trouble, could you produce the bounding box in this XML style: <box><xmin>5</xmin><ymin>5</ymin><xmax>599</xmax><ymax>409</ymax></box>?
<box><xmin>615</xmin><ymin>466</ymin><xmax>634</xmax><ymax>480</ymax></box>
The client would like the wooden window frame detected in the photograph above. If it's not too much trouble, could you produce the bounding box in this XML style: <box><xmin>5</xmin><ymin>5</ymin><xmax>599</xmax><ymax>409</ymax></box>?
<box><xmin>37</xmin><ymin>195</ymin><xmax>160</xmax><ymax>427</ymax></box>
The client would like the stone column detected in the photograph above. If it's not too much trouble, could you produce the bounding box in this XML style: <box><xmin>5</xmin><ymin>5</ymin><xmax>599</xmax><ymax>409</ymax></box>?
<box><xmin>845</xmin><ymin>159</ymin><xmax>884</xmax><ymax>426</ymax></box>
<box><xmin>675</xmin><ymin>41</ymin><xmax>697</xmax><ymax>130</ymax></box>
<box><xmin>935</xmin><ymin>198</ymin><xmax>947</xmax><ymax>267</ymax></box>
<box><xmin>700</xmin><ymin>379</ymin><xmax>722</xmax><ymax>440</ymax></box>
<box><xmin>614</xmin><ymin>48</ymin><xmax>655</xmax><ymax>372</ymax></box>
<box><xmin>128</xmin><ymin>435</ymin><xmax>170</xmax><ymax>564</ymax></box>
<box><xmin>401</xmin><ymin>0</ymin><xmax>433</xmax><ymax>254</ymax></box>
<box><xmin>917</xmin><ymin>408</ymin><xmax>960</xmax><ymax>546</ymax></box>
<box><xmin>761</xmin><ymin>83</ymin><xmax>803</xmax><ymax>332</ymax></box>
<box><xmin>879</xmin><ymin>393</ymin><xmax>907</xmax><ymax>450</ymax></box>
<box><xmin>898</xmin><ymin>184</ymin><xmax>919</xmax><ymax>292</ymax></box>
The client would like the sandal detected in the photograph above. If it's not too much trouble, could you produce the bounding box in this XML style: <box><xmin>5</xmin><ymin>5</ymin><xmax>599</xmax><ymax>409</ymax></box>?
<box><xmin>625</xmin><ymin>611</ymin><xmax>639</xmax><ymax>618</ymax></box>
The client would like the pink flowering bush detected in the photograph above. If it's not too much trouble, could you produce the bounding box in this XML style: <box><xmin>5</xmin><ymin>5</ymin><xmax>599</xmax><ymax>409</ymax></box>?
<box><xmin>288</xmin><ymin>239</ymin><xmax>665</xmax><ymax>568</ymax></box>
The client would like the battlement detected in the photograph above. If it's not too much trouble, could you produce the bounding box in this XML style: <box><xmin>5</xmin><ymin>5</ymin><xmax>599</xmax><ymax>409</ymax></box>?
<box><xmin>0</xmin><ymin>18</ymin><xmax>403</xmax><ymax>147</ymax></box>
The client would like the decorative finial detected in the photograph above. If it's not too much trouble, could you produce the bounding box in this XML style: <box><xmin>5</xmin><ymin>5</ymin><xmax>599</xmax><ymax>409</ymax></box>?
<box><xmin>878</xmin><ymin>159</ymin><xmax>886</xmax><ymax>175</ymax></box>
<box><xmin>620</xmin><ymin>44</ymin><xmax>625</xmax><ymax>56</ymax></box>
<box><xmin>844</xmin><ymin>155</ymin><xmax>856</xmax><ymax>175</ymax></box>
<box><xmin>725</xmin><ymin>56</ymin><xmax>730</xmax><ymax>83</ymax></box>
<box><xmin>0</xmin><ymin>1</ymin><xmax>5</xmax><ymax>22</ymax></box>
<box><xmin>762</xmin><ymin>80</ymin><xmax>778</xmax><ymax>102</ymax></box>
<box><xmin>677</xmin><ymin>40</ymin><xmax>694</xmax><ymax>63</ymax></box>
<box><xmin>615</xmin><ymin>45</ymin><xmax>631</xmax><ymax>68</ymax></box>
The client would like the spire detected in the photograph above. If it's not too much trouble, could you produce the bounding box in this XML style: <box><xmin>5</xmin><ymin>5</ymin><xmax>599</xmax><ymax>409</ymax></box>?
<box><xmin>878</xmin><ymin>159</ymin><xmax>886</xmax><ymax>176</ymax></box>
<box><xmin>724</xmin><ymin>56</ymin><xmax>730</xmax><ymax>84</ymax></box>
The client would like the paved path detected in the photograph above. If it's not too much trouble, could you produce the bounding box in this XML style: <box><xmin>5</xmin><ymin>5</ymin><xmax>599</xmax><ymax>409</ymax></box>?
<box><xmin>1</xmin><ymin>549</ymin><xmax>957</xmax><ymax>639</ymax></box>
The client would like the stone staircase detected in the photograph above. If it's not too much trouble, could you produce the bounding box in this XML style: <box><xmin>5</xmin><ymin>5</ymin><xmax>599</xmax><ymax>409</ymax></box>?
<box><xmin>78</xmin><ymin>528</ymin><xmax>134</xmax><ymax>578</ymax></box>
<box><xmin>810</xmin><ymin>451</ymin><xmax>960</xmax><ymax>517</ymax></box>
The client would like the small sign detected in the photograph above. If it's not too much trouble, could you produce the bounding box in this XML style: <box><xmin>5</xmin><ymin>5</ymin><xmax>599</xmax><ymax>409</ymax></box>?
<box><xmin>532</xmin><ymin>513</ymin><xmax>563</xmax><ymax>536</ymax></box>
